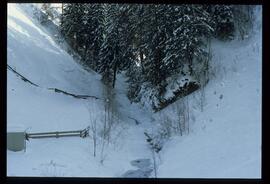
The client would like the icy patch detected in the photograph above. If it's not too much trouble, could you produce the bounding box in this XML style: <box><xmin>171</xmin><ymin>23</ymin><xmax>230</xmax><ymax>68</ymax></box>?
<box><xmin>122</xmin><ymin>158</ymin><xmax>153</xmax><ymax>178</ymax></box>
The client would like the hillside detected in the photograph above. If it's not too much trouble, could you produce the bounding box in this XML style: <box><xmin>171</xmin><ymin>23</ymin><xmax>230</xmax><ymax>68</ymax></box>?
<box><xmin>157</xmin><ymin>26</ymin><xmax>262</xmax><ymax>178</ymax></box>
<box><xmin>7</xmin><ymin>4</ymin><xmax>261</xmax><ymax>178</ymax></box>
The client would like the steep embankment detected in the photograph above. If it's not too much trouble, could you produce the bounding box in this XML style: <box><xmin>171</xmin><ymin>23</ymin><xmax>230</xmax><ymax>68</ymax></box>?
<box><xmin>156</xmin><ymin>7</ymin><xmax>262</xmax><ymax>178</ymax></box>
<box><xmin>7</xmin><ymin>4</ymin><xmax>154</xmax><ymax>177</ymax></box>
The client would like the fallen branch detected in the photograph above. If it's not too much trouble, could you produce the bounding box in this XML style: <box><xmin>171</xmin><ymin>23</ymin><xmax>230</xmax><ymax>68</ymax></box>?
<box><xmin>7</xmin><ymin>64</ymin><xmax>39</xmax><ymax>87</ymax></box>
<box><xmin>47</xmin><ymin>88</ymin><xmax>100</xmax><ymax>100</ymax></box>
<box><xmin>144</xmin><ymin>132</ymin><xmax>162</xmax><ymax>153</ymax></box>
<box><xmin>7</xmin><ymin>64</ymin><xmax>101</xmax><ymax>100</ymax></box>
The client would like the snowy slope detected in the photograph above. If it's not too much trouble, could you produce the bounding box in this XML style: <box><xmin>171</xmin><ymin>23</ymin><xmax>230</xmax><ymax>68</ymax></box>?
<box><xmin>7</xmin><ymin>3</ymin><xmax>261</xmax><ymax>178</ymax></box>
<box><xmin>156</xmin><ymin>7</ymin><xmax>262</xmax><ymax>178</ymax></box>
<box><xmin>7</xmin><ymin>3</ymin><xmax>104</xmax><ymax>133</ymax></box>
<box><xmin>8</xmin><ymin>4</ymin><xmax>102</xmax><ymax>96</ymax></box>
<box><xmin>7</xmin><ymin>4</ymin><xmax>154</xmax><ymax>177</ymax></box>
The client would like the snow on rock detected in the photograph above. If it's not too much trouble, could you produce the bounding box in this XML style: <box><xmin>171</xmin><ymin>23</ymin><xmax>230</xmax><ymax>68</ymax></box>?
<box><xmin>164</xmin><ymin>74</ymin><xmax>195</xmax><ymax>99</ymax></box>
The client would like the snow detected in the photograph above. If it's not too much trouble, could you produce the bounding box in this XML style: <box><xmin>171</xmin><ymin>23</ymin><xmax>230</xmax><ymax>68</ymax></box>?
<box><xmin>7</xmin><ymin>3</ymin><xmax>261</xmax><ymax>178</ymax></box>
<box><xmin>7</xmin><ymin>124</ymin><xmax>25</xmax><ymax>132</ymax></box>
<box><xmin>156</xmin><ymin>6</ymin><xmax>262</xmax><ymax>178</ymax></box>
<box><xmin>164</xmin><ymin>73</ymin><xmax>195</xmax><ymax>99</ymax></box>
<box><xmin>7</xmin><ymin>3</ymin><xmax>153</xmax><ymax>177</ymax></box>
<box><xmin>8</xmin><ymin>4</ymin><xmax>102</xmax><ymax>96</ymax></box>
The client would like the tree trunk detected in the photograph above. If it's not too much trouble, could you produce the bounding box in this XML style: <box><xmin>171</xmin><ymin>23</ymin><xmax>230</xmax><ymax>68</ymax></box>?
<box><xmin>188</xmin><ymin>53</ymin><xmax>193</xmax><ymax>76</ymax></box>
<box><xmin>139</xmin><ymin>48</ymin><xmax>145</xmax><ymax>74</ymax></box>
<box><xmin>112</xmin><ymin>61</ymin><xmax>118</xmax><ymax>88</ymax></box>
<box><xmin>83</xmin><ymin>44</ymin><xmax>89</xmax><ymax>61</ymax></box>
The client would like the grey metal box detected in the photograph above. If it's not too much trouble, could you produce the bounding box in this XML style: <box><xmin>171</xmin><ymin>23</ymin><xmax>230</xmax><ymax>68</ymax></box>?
<box><xmin>7</xmin><ymin>132</ymin><xmax>25</xmax><ymax>152</ymax></box>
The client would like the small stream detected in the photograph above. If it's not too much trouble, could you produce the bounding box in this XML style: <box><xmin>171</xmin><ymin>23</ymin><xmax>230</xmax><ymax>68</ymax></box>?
<box><xmin>122</xmin><ymin>158</ymin><xmax>153</xmax><ymax>178</ymax></box>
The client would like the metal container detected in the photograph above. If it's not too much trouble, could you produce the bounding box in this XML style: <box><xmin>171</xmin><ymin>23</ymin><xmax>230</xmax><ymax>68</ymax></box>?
<box><xmin>7</xmin><ymin>125</ymin><xmax>25</xmax><ymax>152</ymax></box>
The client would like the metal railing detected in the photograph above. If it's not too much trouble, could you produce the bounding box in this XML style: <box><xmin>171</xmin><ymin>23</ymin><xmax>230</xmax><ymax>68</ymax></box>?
<box><xmin>25</xmin><ymin>126</ymin><xmax>90</xmax><ymax>140</ymax></box>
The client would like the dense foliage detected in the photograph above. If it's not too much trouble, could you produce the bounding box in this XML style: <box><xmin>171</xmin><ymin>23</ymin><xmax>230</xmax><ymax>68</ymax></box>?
<box><xmin>58</xmin><ymin>4</ymin><xmax>254</xmax><ymax>110</ymax></box>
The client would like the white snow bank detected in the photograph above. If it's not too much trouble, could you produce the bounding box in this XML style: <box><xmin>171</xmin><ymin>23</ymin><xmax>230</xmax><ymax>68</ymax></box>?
<box><xmin>8</xmin><ymin>4</ymin><xmax>102</xmax><ymax>96</ymax></box>
<box><xmin>157</xmin><ymin>6</ymin><xmax>262</xmax><ymax>178</ymax></box>
<box><xmin>7</xmin><ymin>3</ymin><xmax>154</xmax><ymax>177</ymax></box>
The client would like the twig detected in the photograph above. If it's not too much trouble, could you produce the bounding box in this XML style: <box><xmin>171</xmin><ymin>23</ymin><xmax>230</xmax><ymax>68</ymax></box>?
<box><xmin>128</xmin><ymin>116</ymin><xmax>141</xmax><ymax>125</ymax></box>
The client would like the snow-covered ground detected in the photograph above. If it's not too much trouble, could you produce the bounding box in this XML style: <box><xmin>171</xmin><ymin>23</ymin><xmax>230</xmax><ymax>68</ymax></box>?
<box><xmin>7</xmin><ymin>4</ymin><xmax>261</xmax><ymax>178</ymax></box>
<box><xmin>157</xmin><ymin>37</ymin><xmax>262</xmax><ymax>178</ymax></box>
<box><xmin>156</xmin><ymin>7</ymin><xmax>262</xmax><ymax>178</ymax></box>
<box><xmin>7</xmin><ymin>4</ymin><xmax>153</xmax><ymax>177</ymax></box>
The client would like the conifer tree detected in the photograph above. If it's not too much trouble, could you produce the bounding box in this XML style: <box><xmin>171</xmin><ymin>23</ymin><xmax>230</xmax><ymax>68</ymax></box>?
<box><xmin>164</xmin><ymin>5</ymin><xmax>213</xmax><ymax>76</ymax></box>
<box><xmin>141</xmin><ymin>5</ymin><xmax>169</xmax><ymax>95</ymax></box>
<box><xmin>81</xmin><ymin>4</ymin><xmax>104</xmax><ymax>71</ymax></box>
<box><xmin>60</xmin><ymin>4</ymin><xmax>84</xmax><ymax>51</ymax></box>
<box><xmin>211</xmin><ymin>5</ymin><xmax>235</xmax><ymax>40</ymax></box>
<box><xmin>98</xmin><ymin>4</ymin><xmax>136</xmax><ymax>88</ymax></box>
<box><xmin>97</xmin><ymin>4</ymin><xmax>118</xmax><ymax>87</ymax></box>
